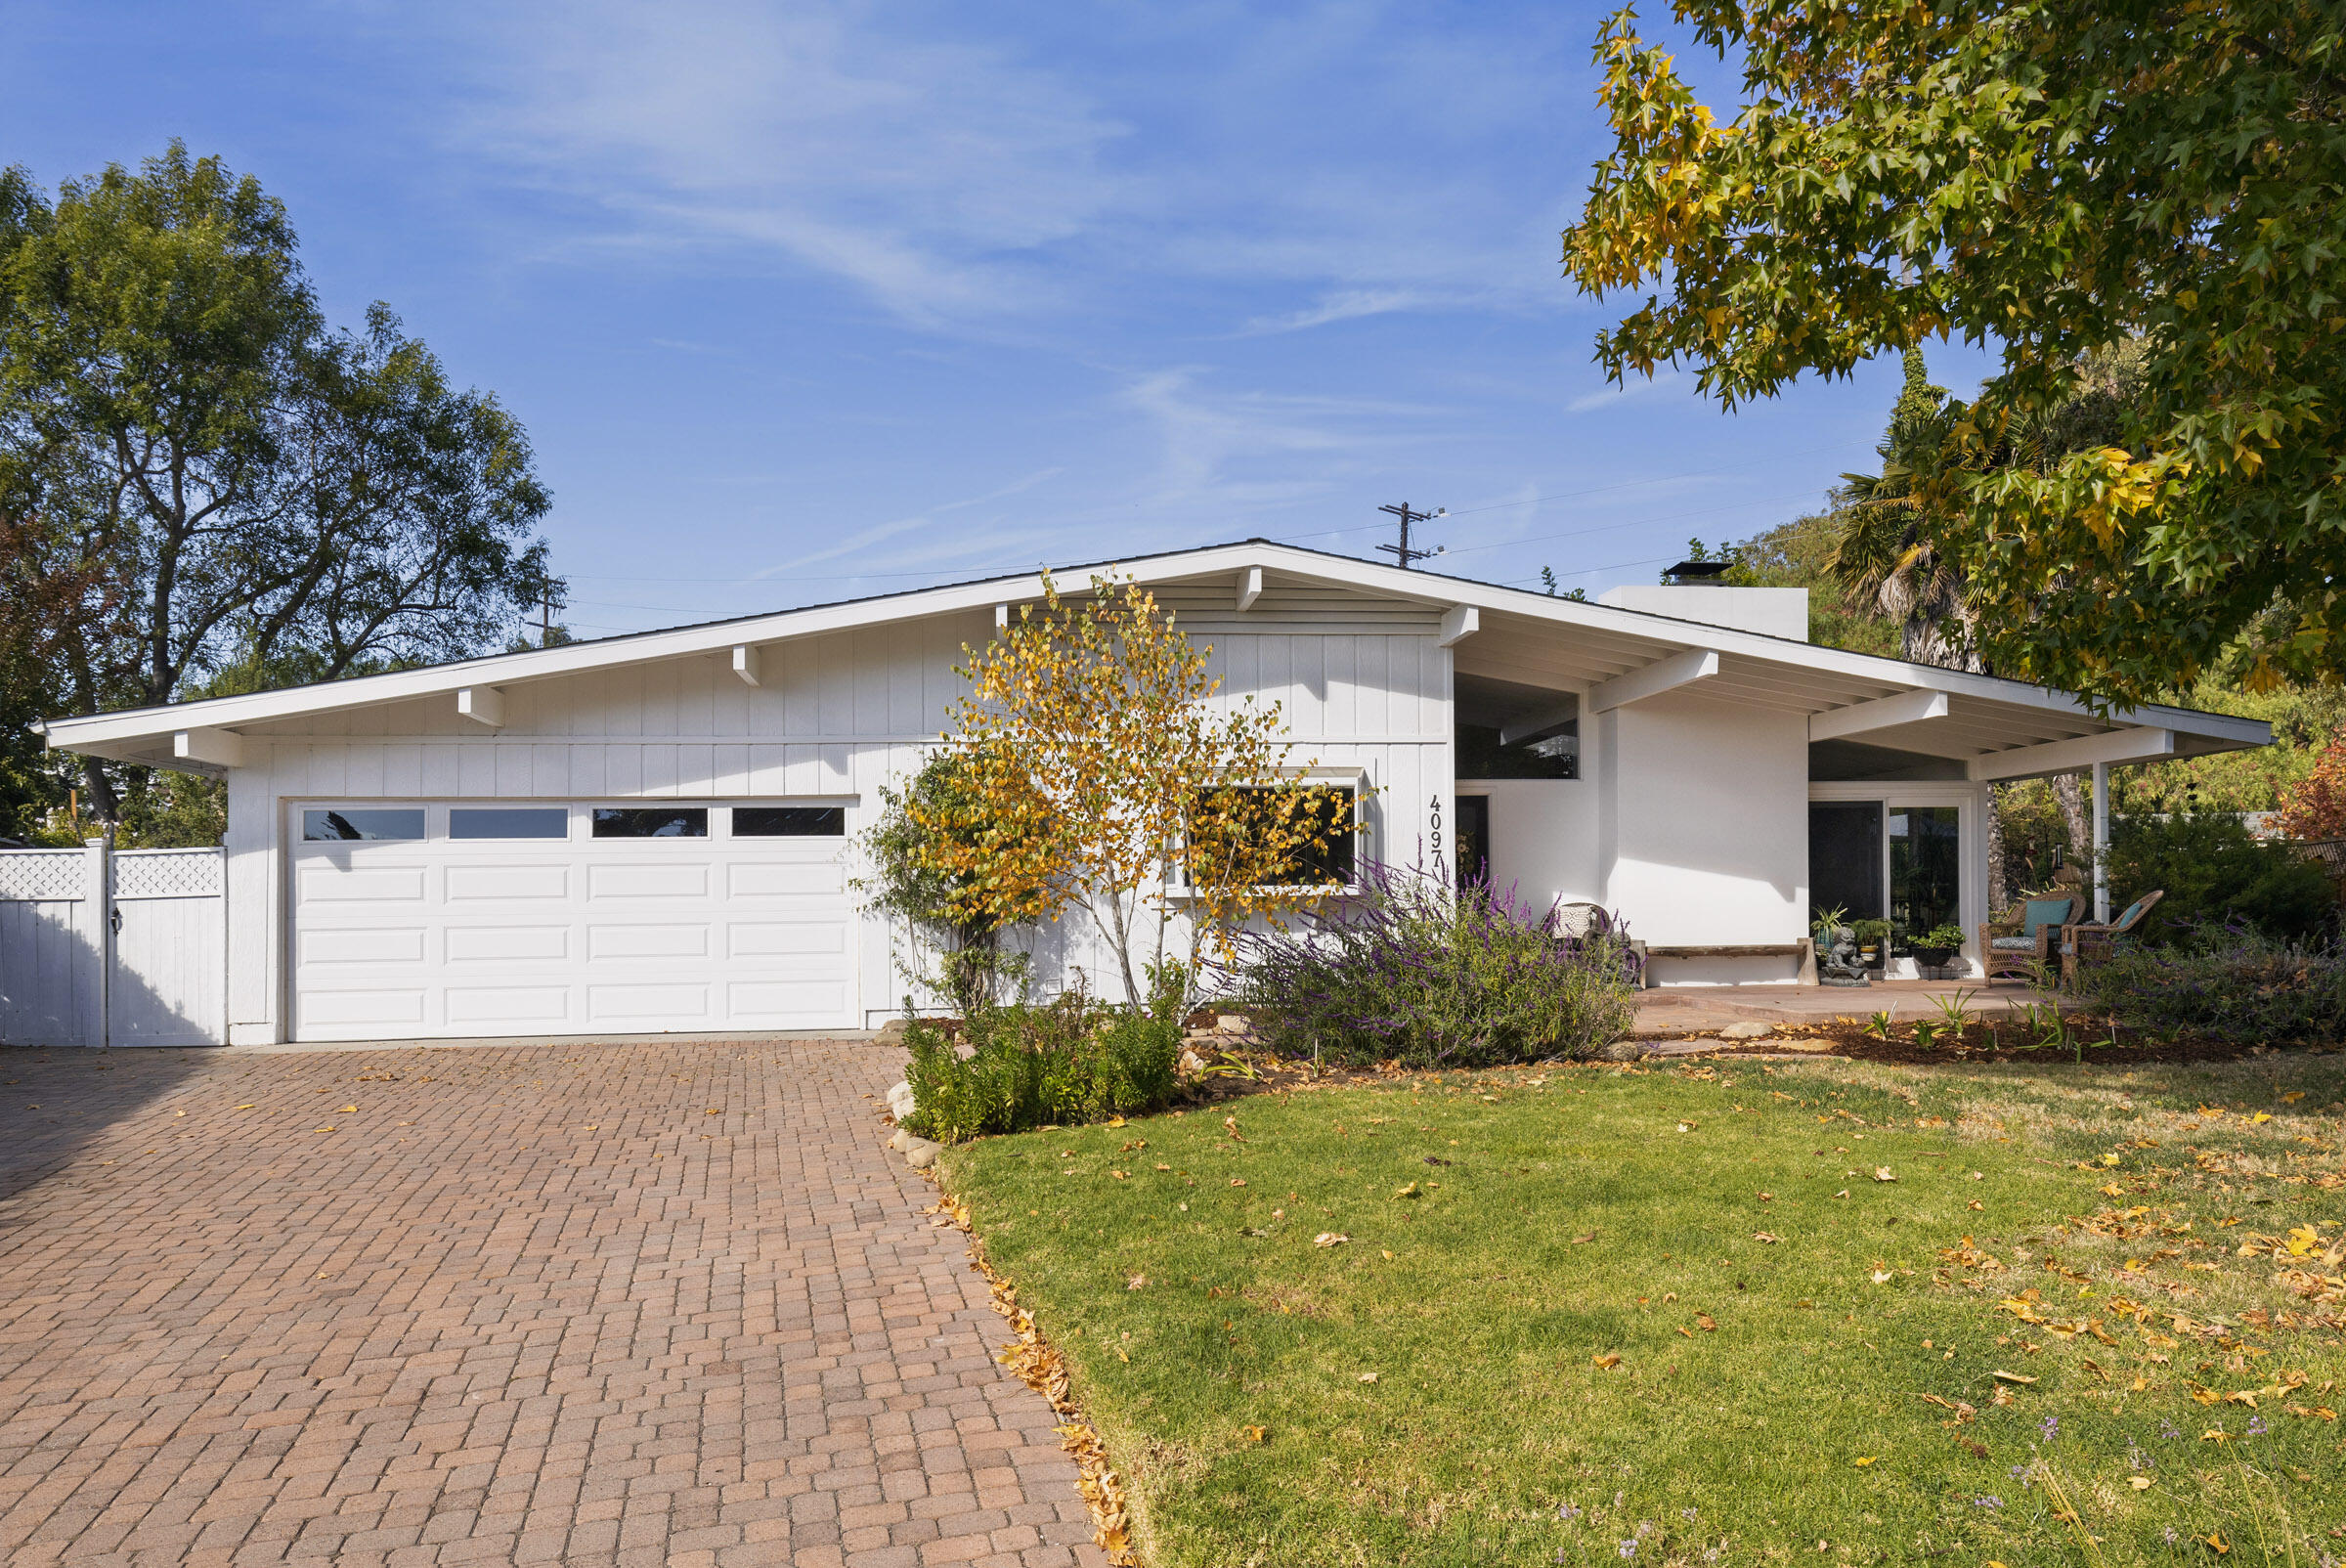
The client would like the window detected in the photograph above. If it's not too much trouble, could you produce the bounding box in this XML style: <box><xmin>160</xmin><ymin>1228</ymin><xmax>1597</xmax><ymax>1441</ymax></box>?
<box><xmin>733</xmin><ymin>806</ymin><xmax>846</xmax><ymax>837</ymax></box>
<box><xmin>1454</xmin><ymin>722</ymin><xmax>1578</xmax><ymax>780</ymax></box>
<box><xmin>591</xmin><ymin>806</ymin><xmax>708</xmax><ymax>839</ymax></box>
<box><xmin>1889</xmin><ymin>805</ymin><xmax>1961</xmax><ymax>945</ymax></box>
<box><xmin>1194</xmin><ymin>783</ymin><xmax>1358</xmax><ymax>887</ymax></box>
<box><xmin>303</xmin><ymin>808</ymin><xmax>425</xmax><ymax>842</ymax></box>
<box><xmin>450</xmin><ymin>807</ymin><xmax>568</xmax><ymax>840</ymax></box>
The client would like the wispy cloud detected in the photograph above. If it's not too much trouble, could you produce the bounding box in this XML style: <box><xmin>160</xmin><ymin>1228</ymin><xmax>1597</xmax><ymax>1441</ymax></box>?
<box><xmin>1565</xmin><ymin>370</ymin><xmax>1690</xmax><ymax>414</ymax></box>
<box><xmin>442</xmin><ymin>1</ymin><xmax>1122</xmax><ymax>323</ymax></box>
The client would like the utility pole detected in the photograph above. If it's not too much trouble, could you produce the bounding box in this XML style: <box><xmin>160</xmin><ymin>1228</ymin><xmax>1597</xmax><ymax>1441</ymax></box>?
<box><xmin>1377</xmin><ymin>501</ymin><xmax>1445</xmax><ymax>570</ymax></box>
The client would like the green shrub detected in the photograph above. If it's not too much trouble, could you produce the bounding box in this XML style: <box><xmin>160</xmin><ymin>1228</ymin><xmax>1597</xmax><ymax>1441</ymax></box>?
<box><xmin>2106</xmin><ymin>812</ymin><xmax>2336</xmax><ymax>943</ymax></box>
<box><xmin>1228</xmin><ymin>861</ymin><xmax>1640</xmax><ymax>1068</ymax></box>
<box><xmin>900</xmin><ymin>996</ymin><xmax>1181</xmax><ymax>1144</ymax></box>
<box><xmin>2074</xmin><ymin>921</ymin><xmax>2346</xmax><ymax>1045</ymax></box>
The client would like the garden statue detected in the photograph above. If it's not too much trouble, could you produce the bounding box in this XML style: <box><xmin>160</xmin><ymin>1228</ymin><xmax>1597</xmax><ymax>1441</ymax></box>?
<box><xmin>1816</xmin><ymin>923</ymin><xmax>1870</xmax><ymax>986</ymax></box>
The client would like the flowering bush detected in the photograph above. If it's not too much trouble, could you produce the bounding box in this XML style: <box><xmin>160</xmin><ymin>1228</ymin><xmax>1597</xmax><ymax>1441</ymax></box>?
<box><xmin>900</xmin><ymin>994</ymin><xmax>1180</xmax><ymax>1144</ymax></box>
<box><xmin>1226</xmin><ymin>861</ymin><xmax>1640</xmax><ymax>1067</ymax></box>
<box><xmin>2072</xmin><ymin>919</ymin><xmax>2346</xmax><ymax>1045</ymax></box>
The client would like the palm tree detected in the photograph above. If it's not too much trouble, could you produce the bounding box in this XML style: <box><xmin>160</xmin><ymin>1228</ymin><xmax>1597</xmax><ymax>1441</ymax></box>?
<box><xmin>1826</xmin><ymin>349</ymin><xmax>1978</xmax><ymax>671</ymax></box>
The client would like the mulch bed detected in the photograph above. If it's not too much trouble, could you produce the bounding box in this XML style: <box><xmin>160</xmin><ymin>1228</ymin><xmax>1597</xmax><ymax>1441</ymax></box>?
<box><xmin>1697</xmin><ymin>1019</ymin><xmax>2307</xmax><ymax>1067</ymax></box>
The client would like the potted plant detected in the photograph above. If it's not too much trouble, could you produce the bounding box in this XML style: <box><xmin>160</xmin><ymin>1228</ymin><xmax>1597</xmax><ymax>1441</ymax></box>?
<box><xmin>1851</xmin><ymin>917</ymin><xmax>1890</xmax><ymax>967</ymax></box>
<box><xmin>1911</xmin><ymin>922</ymin><xmax>1967</xmax><ymax>972</ymax></box>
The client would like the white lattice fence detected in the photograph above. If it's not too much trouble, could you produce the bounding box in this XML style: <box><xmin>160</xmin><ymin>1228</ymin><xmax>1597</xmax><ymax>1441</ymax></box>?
<box><xmin>0</xmin><ymin>845</ymin><xmax>224</xmax><ymax>1046</ymax></box>
<box><xmin>0</xmin><ymin>850</ymin><xmax>85</xmax><ymax>903</ymax></box>
<box><xmin>113</xmin><ymin>849</ymin><xmax>224</xmax><ymax>900</ymax></box>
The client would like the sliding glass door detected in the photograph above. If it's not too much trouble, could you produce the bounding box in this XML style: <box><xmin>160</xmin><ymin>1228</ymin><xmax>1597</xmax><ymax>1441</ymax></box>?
<box><xmin>1809</xmin><ymin>790</ymin><xmax>1976</xmax><ymax>968</ymax></box>
<box><xmin>1888</xmin><ymin>805</ymin><xmax>1961</xmax><ymax>943</ymax></box>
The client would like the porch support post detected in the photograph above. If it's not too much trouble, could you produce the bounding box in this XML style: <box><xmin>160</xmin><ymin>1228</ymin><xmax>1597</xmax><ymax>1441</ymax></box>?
<box><xmin>2091</xmin><ymin>761</ymin><xmax>2109</xmax><ymax>922</ymax></box>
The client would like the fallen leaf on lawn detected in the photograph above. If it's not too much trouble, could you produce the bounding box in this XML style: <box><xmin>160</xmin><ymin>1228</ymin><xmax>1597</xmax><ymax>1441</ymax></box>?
<box><xmin>1154</xmin><ymin>1163</ymin><xmax>1171</xmax><ymax>1171</ymax></box>
<box><xmin>1695</xmin><ymin>1313</ymin><xmax>1717</xmax><ymax>1331</ymax></box>
<box><xmin>2131</xmin><ymin>1476</ymin><xmax>2152</xmax><ymax>1490</ymax></box>
<box><xmin>1676</xmin><ymin>1327</ymin><xmax>1694</xmax><ymax>1338</ymax></box>
<box><xmin>2281</xmin><ymin>1090</ymin><xmax>2306</xmax><ymax>1104</ymax></box>
<box><xmin>1968</xmin><ymin>1199</ymin><xmax>1983</xmax><ymax>1210</ymax></box>
<box><xmin>1380</xmin><ymin>1249</ymin><xmax>1393</xmax><ymax>1260</ymax></box>
<box><xmin>1126</xmin><ymin>1274</ymin><xmax>1148</xmax><ymax>1290</ymax></box>
<box><xmin>1990</xmin><ymin>1371</ymin><xmax>2037</xmax><ymax>1385</ymax></box>
<box><xmin>1108</xmin><ymin>1115</ymin><xmax>1127</xmax><ymax>1128</ymax></box>
<box><xmin>1356</xmin><ymin>1372</ymin><xmax>1377</xmax><ymax>1383</ymax></box>
<box><xmin>1314</xmin><ymin>1233</ymin><xmax>1348</xmax><ymax>1247</ymax></box>
<box><xmin>1874</xmin><ymin>1167</ymin><xmax>1895</xmax><ymax>1183</ymax></box>
<box><xmin>2103</xmin><ymin>1153</ymin><xmax>2122</xmax><ymax>1165</ymax></box>
<box><xmin>2249</xmin><ymin>1112</ymin><xmax>2272</xmax><ymax>1124</ymax></box>
<box><xmin>1224</xmin><ymin>1115</ymin><xmax>1244</xmax><ymax>1142</ymax></box>
<box><xmin>1834</xmin><ymin>1189</ymin><xmax>1849</xmax><ymax>1200</ymax></box>
<box><xmin>1239</xmin><ymin>1424</ymin><xmax>1266</xmax><ymax>1444</ymax></box>
<box><xmin>1758</xmin><ymin>1191</ymin><xmax>1774</xmax><ymax>1201</ymax></box>
<box><xmin>1110</xmin><ymin>1171</ymin><xmax>1129</xmax><ymax>1180</ymax></box>
<box><xmin>1676</xmin><ymin>1122</ymin><xmax>1693</xmax><ymax>1133</ymax></box>
<box><xmin>1852</xmin><ymin>1457</ymin><xmax>1876</xmax><ymax>1466</ymax></box>
<box><xmin>1231</xmin><ymin>1178</ymin><xmax>1247</xmax><ymax>1188</ymax></box>
<box><xmin>1592</xmin><ymin>1353</ymin><xmax>1621</xmax><ymax>1369</ymax></box>
<box><xmin>1753</xmin><ymin>1231</ymin><xmax>1780</xmax><ymax>1244</ymax></box>
<box><xmin>1871</xmin><ymin>1269</ymin><xmax>1892</xmax><ymax>1285</ymax></box>
<box><xmin>1572</xmin><ymin>1229</ymin><xmax>1598</xmax><ymax>1243</ymax></box>
<box><xmin>2205</xmin><ymin>1531</ymin><xmax>2230</xmax><ymax>1553</ymax></box>
<box><xmin>1393</xmin><ymin>1182</ymin><xmax>1419</xmax><ymax>1199</ymax></box>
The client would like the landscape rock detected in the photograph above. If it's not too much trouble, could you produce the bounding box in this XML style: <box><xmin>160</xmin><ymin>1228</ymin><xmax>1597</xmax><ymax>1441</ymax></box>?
<box><xmin>1718</xmin><ymin>1021</ymin><xmax>1775</xmax><ymax>1040</ymax></box>
<box><xmin>885</xmin><ymin>1080</ymin><xmax>917</xmax><ymax>1119</ymax></box>
<box><xmin>1178</xmin><ymin>1048</ymin><xmax>1207</xmax><ymax>1073</ymax></box>
<box><xmin>1597</xmin><ymin>1040</ymin><xmax>1648</xmax><ymax>1062</ymax></box>
<box><xmin>873</xmin><ymin>1018</ymin><xmax>911</xmax><ymax>1045</ymax></box>
<box><xmin>903</xmin><ymin>1139</ymin><xmax>942</xmax><ymax>1169</ymax></box>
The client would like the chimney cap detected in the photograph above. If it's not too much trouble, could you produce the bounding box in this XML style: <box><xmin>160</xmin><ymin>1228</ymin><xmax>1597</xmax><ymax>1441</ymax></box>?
<box><xmin>1664</xmin><ymin>559</ymin><xmax>1732</xmax><ymax>585</ymax></box>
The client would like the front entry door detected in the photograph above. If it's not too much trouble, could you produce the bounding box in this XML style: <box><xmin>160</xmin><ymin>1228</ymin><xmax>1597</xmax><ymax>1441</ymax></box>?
<box><xmin>1455</xmin><ymin>794</ymin><xmax>1490</xmax><ymax>889</ymax></box>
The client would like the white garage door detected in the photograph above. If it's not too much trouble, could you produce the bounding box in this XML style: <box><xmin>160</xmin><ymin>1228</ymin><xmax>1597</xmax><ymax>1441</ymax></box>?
<box><xmin>288</xmin><ymin>801</ymin><xmax>857</xmax><ymax>1042</ymax></box>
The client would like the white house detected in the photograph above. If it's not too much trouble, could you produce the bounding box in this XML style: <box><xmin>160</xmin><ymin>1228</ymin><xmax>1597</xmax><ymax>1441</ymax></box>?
<box><xmin>35</xmin><ymin>540</ymin><xmax>2269</xmax><ymax>1045</ymax></box>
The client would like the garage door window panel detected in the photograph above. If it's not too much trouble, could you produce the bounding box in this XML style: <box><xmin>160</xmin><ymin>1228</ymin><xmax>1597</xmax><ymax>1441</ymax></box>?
<box><xmin>303</xmin><ymin>808</ymin><xmax>425</xmax><ymax>842</ymax></box>
<box><xmin>732</xmin><ymin>806</ymin><xmax>846</xmax><ymax>837</ymax></box>
<box><xmin>592</xmin><ymin>807</ymin><xmax>708</xmax><ymax>838</ymax></box>
<box><xmin>451</xmin><ymin>806</ymin><xmax>569</xmax><ymax>840</ymax></box>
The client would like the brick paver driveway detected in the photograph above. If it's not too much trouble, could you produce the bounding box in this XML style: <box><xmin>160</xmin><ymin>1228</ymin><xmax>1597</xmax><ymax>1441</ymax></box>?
<box><xmin>0</xmin><ymin>1039</ymin><xmax>1106</xmax><ymax>1567</ymax></box>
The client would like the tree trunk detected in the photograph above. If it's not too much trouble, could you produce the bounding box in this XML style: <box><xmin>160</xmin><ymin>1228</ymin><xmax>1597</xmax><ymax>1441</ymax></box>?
<box><xmin>1984</xmin><ymin>785</ymin><xmax>2008</xmax><ymax>916</ymax></box>
<box><xmin>2053</xmin><ymin>773</ymin><xmax>2091</xmax><ymax>867</ymax></box>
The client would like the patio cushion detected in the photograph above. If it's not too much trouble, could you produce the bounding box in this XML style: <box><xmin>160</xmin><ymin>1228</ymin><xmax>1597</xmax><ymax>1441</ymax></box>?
<box><xmin>2112</xmin><ymin>897</ymin><xmax>2148</xmax><ymax>933</ymax></box>
<box><xmin>1988</xmin><ymin>936</ymin><xmax>2038</xmax><ymax>950</ymax></box>
<box><xmin>2020</xmin><ymin>897</ymin><xmax>2071</xmax><ymax>937</ymax></box>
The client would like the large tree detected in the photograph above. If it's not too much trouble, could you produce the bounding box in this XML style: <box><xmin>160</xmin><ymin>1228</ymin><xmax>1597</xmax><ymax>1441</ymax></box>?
<box><xmin>1562</xmin><ymin>1</ymin><xmax>2345</xmax><ymax>706</ymax></box>
<box><xmin>0</xmin><ymin>144</ymin><xmax>557</xmax><ymax>822</ymax></box>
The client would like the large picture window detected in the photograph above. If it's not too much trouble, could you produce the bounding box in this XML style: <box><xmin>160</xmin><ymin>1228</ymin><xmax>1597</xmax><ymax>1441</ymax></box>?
<box><xmin>1193</xmin><ymin>783</ymin><xmax>1359</xmax><ymax>887</ymax></box>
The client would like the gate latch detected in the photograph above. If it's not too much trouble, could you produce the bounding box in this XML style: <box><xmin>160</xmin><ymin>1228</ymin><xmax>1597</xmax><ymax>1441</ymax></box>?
<box><xmin>109</xmin><ymin>905</ymin><xmax>122</xmax><ymax>935</ymax></box>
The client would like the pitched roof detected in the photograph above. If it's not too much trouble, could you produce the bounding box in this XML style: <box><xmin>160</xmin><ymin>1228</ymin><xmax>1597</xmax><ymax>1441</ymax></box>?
<box><xmin>38</xmin><ymin>538</ymin><xmax>2269</xmax><ymax>774</ymax></box>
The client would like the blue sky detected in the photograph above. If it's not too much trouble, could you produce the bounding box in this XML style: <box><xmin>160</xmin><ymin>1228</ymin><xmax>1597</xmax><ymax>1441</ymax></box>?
<box><xmin>2</xmin><ymin>1</ymin><xmax>1998</xmax><ymax>638</ymax></box>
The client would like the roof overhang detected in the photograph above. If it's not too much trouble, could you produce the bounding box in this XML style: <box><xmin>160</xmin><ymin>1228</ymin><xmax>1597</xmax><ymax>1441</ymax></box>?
<box><xmin>35</xmin><ymin>538</ymin><xmax>2270</xmax><ymax>774</ymax></box>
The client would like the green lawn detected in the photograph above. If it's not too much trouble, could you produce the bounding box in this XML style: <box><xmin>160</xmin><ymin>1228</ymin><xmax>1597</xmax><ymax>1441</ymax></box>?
<box><xmin>940</xmin><ymin>1054</ymin><xmax>2346</xmax><ymax>1567</ymax></box>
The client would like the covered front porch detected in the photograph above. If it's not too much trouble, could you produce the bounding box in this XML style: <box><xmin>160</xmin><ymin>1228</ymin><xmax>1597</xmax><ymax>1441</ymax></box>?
<box><xmin>1441</xmin><ymin>585</ymin><xmax>2268</xmax><ymax>989</ymax></box>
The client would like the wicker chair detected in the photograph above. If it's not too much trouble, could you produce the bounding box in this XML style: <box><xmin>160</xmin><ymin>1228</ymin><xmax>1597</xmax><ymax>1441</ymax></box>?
<box><xmin>1977</xmin><ymin>893</ymin><xmax>2080</xmax><ymax>985</ymax></box>
<box><xmin>2059</xmin><ymin>890</ymin><xmax>2165</xmax><ymax>988</ymax></box>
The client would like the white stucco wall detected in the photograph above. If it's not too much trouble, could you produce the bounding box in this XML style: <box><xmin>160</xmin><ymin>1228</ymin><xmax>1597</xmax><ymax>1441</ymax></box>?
<box><xmin>1598</xmin><ymin>586</ymin><xmax>1808</xmax><ymax>641</ymax></box>
<box><xmin>1455</xmin><ymin>778</ymin><xmax>1600</xmax><ymax>921</ymax></box>
<box><xmin>1600</xmin><ymin>688</ymin><xmax>1809</xmax><ymax>984</ymax></box>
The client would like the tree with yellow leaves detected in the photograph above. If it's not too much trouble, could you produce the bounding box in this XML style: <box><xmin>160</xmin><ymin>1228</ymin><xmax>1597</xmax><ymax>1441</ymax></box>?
<box><xmin>914</xmin><ymin>573</ymin><xmax>1360</xmax><ymax>1014</ymax></box>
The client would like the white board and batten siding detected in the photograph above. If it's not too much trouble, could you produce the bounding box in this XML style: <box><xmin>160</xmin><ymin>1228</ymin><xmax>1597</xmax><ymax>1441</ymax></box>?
<box><xmin>221</xmin><ymin>609</ymin><xmax>1456</xmax><ymax>1043</ymax></box>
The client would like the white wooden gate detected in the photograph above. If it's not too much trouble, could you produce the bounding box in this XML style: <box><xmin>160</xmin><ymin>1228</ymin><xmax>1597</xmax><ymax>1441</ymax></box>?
<box><xmin>0</xmin><ymin>842</ymin><xmax>224</xmax><ymax>1047</ymax></box>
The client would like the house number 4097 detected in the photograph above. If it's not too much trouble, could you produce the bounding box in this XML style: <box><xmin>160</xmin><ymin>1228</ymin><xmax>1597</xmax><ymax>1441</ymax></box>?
<box><xmin>1428</xmin><ymin>792</ymin><xmax>1444</xmax><ymax>866</ymax></box>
